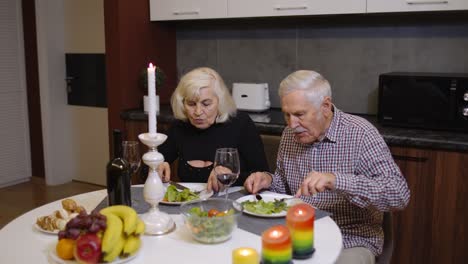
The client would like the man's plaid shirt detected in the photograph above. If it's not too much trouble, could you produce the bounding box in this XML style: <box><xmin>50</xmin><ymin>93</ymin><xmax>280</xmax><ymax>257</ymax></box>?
<box><xmin>270</xmin><ymin>107</ymin><xmax>410</xmax><ymax>256</ymax></box>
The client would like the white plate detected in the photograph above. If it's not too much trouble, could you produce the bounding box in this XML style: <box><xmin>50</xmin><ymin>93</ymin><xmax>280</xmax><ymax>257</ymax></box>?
<box><xmin>34</xmin><ymin>223</ymin><xmax>60</xmax><ymax>235</ymax></box>
<box><xmin>48</xmin><ymin>242</ymin><xmax>139</xmax><ymax>264</ymax></box>
<box><xmin>236</xmin><ymin>193</ymin><xmax>303</xmax><ymax>218</ymax></box>
<box><xmin>159</xmin><ymin>182</ymin><xmax>213</xmax><ymax>205</ymax></box>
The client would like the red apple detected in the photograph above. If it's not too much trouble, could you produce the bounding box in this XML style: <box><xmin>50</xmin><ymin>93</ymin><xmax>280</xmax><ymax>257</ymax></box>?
<box><xmin>74</xmin><ymin>233</ymin><xmax>102</xmax><ymax>264</ymax></box>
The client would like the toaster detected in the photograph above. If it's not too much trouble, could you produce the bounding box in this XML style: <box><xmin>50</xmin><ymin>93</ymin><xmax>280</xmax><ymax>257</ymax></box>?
<box><xmin>232</xmin><ymin>83</ymin><xmax>271</xmax><ymax>112</ymax></box>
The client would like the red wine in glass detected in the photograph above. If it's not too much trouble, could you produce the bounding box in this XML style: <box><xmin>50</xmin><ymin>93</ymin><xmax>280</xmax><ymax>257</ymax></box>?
<box><xmin>217</xmin><ymin>173</ymin><xmax>238</xmax><ymax>186</ymax></box>
<box><xmin>214</xmin><ymin>148</ymin><xmax>240</xmax><ymax>199</ymax></box>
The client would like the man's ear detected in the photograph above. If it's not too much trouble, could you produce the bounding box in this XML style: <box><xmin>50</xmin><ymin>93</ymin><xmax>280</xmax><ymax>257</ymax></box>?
<box><xmin>321</xmin><ymin>96</ymin><xmax>333</xmax><ymax>116</ymax></box>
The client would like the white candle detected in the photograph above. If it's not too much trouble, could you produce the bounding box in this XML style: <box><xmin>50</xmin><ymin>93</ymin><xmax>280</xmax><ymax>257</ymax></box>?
<box><xmin>147</xmin><ymin>63</ymin><xmax>157</xmax><ymax>135</ymax></box>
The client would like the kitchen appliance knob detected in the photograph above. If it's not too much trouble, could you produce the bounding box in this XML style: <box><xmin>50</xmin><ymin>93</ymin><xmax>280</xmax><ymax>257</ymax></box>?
<box><xmin>463</xmin><ymin>107</ymin><xmax>468</xmax><ymax>117</ymax></box>
<box><xmin>464</xmin><ymin>92</ymin><xmax>468</xmax><ymax>101</ymax></box>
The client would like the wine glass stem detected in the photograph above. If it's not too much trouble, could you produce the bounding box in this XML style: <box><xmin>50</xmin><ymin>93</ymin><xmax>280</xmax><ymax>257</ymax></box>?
<box><xmin>224</xmin><ymin>185</ymin><xmax>229</xmax><ymax>199</ymax></box>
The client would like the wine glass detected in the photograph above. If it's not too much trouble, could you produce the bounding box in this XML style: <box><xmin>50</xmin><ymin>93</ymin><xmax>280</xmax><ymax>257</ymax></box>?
<box><xmin>214</xmin><ymin>148</ymin><xmax>240</xmax><ymax>199</ymax></box>
<box><xmin>122</xmin><ymin>141</ymin><xmax>141</xmax><ymax>184</ymax></box>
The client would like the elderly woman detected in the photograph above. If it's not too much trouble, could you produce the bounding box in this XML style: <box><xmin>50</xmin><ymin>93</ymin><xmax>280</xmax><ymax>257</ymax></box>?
<box><xmin>157</xmin><ymin>67</ymin><xmax>269</xmax><ymax>192</ymax></box>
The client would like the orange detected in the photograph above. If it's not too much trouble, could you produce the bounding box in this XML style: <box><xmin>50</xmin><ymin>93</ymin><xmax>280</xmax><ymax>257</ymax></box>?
<box><xmin>56</xmin><ymin>238</ymin><xmax>75</xmax><ymax>260</ymax></box>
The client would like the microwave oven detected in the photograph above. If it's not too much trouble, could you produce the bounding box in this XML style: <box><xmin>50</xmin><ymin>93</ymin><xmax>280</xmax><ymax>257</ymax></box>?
<box><xmin>377</xmin><ymin>72</ymin><xmax>468</xmax><ymax>132</ymax></box>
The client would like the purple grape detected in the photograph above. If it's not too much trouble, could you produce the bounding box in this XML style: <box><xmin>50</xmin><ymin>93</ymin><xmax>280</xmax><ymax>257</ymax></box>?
<box><xmin>58</xmin><ymin>230</ymin><xmax>66</xmax><ymax>240</ymax></box>
<box><xmin>82</xmin><ymin>217</ymin><xmax>92</xmax><ymax>228</ymax></box>
<box><xmin>90</xmin><ymin>209</ymin><xmax>101</xmax><ymax>217</ymax></box>
<box><xmin>88</xmin><ymin>222</ymin><xmax>100</xmax><ymax>233</ymax></box>
<box><xmin>66</xmin><ymin>217</ymin><xmax>81</xmax><ymax>229</ymax></box>
<box><xmin>78</xmin><ymin>210</ymin><xmax>87</xmax><ymax>218</ymax></box>
<box><xmin>67</xmin><ymin>228</ymin><xmax>81</xmax><ymax>239</ymax></box>
<box><xmin>97</xmin><ymin>219</ymin><xmax>107</xmax><ymax>230</ymax></box>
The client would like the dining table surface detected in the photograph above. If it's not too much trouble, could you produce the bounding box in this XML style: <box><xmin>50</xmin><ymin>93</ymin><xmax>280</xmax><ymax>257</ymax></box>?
<box><xmin>0</xmin><ymin>185</ymin><xmax>343</xmax><ymax>264</ymax></box>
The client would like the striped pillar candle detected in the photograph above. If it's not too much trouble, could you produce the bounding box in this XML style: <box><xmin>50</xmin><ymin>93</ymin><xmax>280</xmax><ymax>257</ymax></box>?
<box><xmin>286</xmin><ymin>203</ymin><xmax>315</xmax><ymax>259</ymax></box>
<box><xmin>261</xmin><ymin>225</ymin><xmax>293</xmax><ymax>264</ymax></box>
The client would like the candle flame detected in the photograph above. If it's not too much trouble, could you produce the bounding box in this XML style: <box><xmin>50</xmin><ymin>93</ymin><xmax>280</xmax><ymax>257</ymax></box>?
<box><xmin>240</xmin><ymin>249</ymin><xmax>252</xmax><ymax>256</ymax></box>
<box><xmin>271</xmin><ymin>230</ymin><xmax>281</xmax><ymax>238</ymax></box>
<box><xmin>148</xmin><ymin>62</ymin><xmax>155</xmax><ymax>68</ymax></box>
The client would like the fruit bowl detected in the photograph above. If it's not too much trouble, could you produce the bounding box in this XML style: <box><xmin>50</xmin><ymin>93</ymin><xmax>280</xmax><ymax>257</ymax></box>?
<box><xmin>180</xmin><ymin>198</ymin><xmax>242</xmax><ymax>244</ymax></box>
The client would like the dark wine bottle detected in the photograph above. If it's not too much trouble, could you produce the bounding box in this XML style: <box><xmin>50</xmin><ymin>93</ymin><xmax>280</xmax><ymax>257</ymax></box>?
<box><xmin>106</xmin><ymin>129</ymin><xmax>132</xmax><ymax>206</ymax></box>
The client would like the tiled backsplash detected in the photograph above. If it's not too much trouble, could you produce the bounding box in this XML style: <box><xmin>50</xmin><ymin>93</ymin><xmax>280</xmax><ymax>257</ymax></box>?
<box><xmin>176</xmin><ymin>16</ymin><xmax>468</xmax><ymax>114</ymax></box>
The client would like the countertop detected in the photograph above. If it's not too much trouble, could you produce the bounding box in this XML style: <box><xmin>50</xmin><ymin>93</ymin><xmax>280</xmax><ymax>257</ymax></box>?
<box><xmin>121</xmin><ymin>106</ymin><xmax>468</xmax><ymax>152</ymax></box>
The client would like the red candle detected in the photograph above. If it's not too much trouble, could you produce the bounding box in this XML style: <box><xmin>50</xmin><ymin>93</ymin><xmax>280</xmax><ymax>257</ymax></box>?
<box><xmin>286</xmin><ymin>203</ymin><xmax>315</xmax><ymax>259</ymax></box>
<box><xmin>261</xmin><ymin>225</ymin><xmax>292</xmax><ymax>264</ymax></box>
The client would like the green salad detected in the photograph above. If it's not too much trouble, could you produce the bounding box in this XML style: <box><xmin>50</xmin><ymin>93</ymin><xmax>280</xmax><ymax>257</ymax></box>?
<box><xmin>163</xmin><ymin>185</ymin><xmax>199</xmax><ymax>202</ymax></box>
<box><xmin>241</xmin><ymin>199</ymin><xmax>289</xmax><ymax>215</ymax></box>
<box><xmin>186</xmin><ymin>207</ymin><xmax>236</xmax><ymax>243</ymax></box>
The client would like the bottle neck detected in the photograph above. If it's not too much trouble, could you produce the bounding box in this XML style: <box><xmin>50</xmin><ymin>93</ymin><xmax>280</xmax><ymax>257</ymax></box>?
<box><xmin>112</xmin><ymin>129</ymin><xmax>122</xmax><ymax>159</ymax></box>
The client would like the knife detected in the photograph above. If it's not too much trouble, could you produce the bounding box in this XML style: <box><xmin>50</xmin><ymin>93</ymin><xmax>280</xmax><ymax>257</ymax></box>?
<box><xmin>169</xmin><ymin>181</ymin><xmax>190</xmax><ymax>191</ymax></box>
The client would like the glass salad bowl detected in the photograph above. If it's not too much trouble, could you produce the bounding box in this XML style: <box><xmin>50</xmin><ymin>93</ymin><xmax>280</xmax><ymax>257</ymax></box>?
<box><xmin>180</xmin><ymin>198</ymin><xmax>242</xmax><ymax>244</ymax></box>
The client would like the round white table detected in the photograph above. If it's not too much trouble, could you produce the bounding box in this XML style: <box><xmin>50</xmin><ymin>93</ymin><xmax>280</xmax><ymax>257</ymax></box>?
<box><xmin>0</xmin><ymin>188</ymin><xmax>342</xmax><ymax>264</ymax></box>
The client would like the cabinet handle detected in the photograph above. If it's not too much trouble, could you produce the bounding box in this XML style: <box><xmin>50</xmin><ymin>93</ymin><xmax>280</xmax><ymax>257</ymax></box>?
<box><xmin>274</xmin><ymin>5</ymin><xmax>308</xmax><ymax>11</ymax></box>
<box><xmin>65</xmin><ymin>76</ymin><xmax>74</xmax><ymax>93</ymax></box>
<box><xmin>392</xmin><ymin>155</ymin><xmax>428</xmax><ymax>163</ymax></box>
<box><xmin>172</xmin><ymin>10</ymin><xmax>200</xmax><ymax>15</ymax></box>
<box><xmin>406</xmin><ymin>0</ymin><xmax>449</xmax><ymax>5</ymax></box>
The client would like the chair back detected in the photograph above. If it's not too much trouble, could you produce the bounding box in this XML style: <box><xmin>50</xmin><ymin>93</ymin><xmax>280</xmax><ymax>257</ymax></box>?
<box><xmin>376</xmin><ymin>212</ymin><xmax>394</xmax><ymax>264</ymax></box>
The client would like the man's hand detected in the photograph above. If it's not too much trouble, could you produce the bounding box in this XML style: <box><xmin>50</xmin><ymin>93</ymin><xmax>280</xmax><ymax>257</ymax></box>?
<box><xmin>295</xmin><ymin>171</ymin><xmax>336</xmax><ymax>197</ymax></box>
<box><xmin>157</xmin><ymin>162</ymin><xmax>171</xmax><ymax>183</ymax></box>
<box><xmin>244</xmin><ymin>172</ymin><xmax>273</xmax><ymax>194</ymax></box>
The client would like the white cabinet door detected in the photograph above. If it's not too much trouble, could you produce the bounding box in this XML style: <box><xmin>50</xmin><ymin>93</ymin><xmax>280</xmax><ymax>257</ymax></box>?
<box><xmin>228</xmin><ymin>0</ymin><xmax>366</xmax><ymax>18</ymax></box>
<box><xmin>150</xmin><ymin>0</ymin><xmax>228</xmax><ymax>21</ymax></box>
<box><xmin>368</xmin><ymin>0</ymin><xmax>468</xmax><ymax>13</ymax></box>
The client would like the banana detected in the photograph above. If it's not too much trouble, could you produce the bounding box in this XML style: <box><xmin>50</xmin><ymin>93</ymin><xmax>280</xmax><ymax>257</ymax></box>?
<box><xmin>121</xmin><ymin>235</ymin><xmax>141</xmax><ymax>258</ymax></box>
<box><xmin>100</xmin><ymin>212</ymin><xmax>123</xmax><ymax>254</ymax></box>
<box><xmin>102</xmin><ymin>233</ymin><xmax>125</xmax><ymax>263</ymax></box>
<box><xmin>100</xmin><ymin>205</ymin><xmax>138</xmax><ymax>235</ymax></box>
<box><xmin>134</xmin><ymin>218</ymin><xmax>145</xmax><ymax>235</ymax></box>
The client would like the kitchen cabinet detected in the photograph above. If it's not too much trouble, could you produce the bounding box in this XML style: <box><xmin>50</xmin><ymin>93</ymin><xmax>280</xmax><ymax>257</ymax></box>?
<box><xmin>228</xmin><ymin>0</ymin><xmax>366</xmax><ymax>18</ymax></box>
<box><xmin>389</xmin><ymin>146</ymin><xmax>468</xmax><ymax>264</ymax></box>
<box><xmin>367</xmin><ymin>0</ymin><xmax>468</xmax><ymax>13</ymax></box>
<box><xmin>149</xmin><ymin>0</ymin><xmax>228</xmax><ymax>21</ymax></box>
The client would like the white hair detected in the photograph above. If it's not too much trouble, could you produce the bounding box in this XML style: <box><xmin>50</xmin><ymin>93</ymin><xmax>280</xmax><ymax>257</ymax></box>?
<box><xmin>171</xmin><ymin>67</ymin><xmax>236</xmax><ymax>123</ymax></box>
<box><xmin>279</xmin><ymin>70</ymin><xmax>332</xmax><ymax>108</ymax></box>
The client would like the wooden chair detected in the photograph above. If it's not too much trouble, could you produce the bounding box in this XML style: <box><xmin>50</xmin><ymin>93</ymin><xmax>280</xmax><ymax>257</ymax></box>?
<box><xmin>376</xmin><ymin>212</ymin><xmax>394</xmax><ymax>264</ymax></box>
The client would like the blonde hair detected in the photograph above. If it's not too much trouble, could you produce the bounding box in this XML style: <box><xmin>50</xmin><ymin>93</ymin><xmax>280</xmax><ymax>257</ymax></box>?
<box><xmin>279</xmin><ymin>70</ymin><xmax>332</xmax><ymax>108</ymax></box>
<box><xmin>171</xmin><ymin>67</ymin><xmax>237</xmax><ymax>123</ymax></box>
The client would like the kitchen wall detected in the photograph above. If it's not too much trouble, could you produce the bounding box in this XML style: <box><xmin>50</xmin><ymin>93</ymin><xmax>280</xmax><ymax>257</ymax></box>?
<box><xmin>0</xmin><ymin>0</ymin><xmax>31</xmax><ymax>187</ymax></box>
<box><xmin>64</xmin><ymin>0</ymin><xmax>108</xmax><ymax>186</ymax></box>
<box><xmin>36</xmin><ymin>0</ymin><xmax>108</xmax><ymax>186</ymax></box>
<box><xmin>176</xmin><ymin>15</ymin><xmax>468</xmax><ymax>114</ymax></box>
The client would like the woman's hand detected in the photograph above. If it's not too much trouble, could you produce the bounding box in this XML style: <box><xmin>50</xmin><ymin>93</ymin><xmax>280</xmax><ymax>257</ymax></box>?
<box><xmin>207</xmin><ymin>166</ymin><xmax>231</xmax><ymax>193</ymax></box>
<box><xmin>157</xmin><ymin>162</ymin><xmax>171</xmax><ymax>183</ymax></box>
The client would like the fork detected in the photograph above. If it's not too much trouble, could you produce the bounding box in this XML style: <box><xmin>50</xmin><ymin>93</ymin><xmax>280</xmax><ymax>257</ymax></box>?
<box><xmin>255</xmin><ymin>194</ymin><xmax>300</xmax><ymax>203</ymax></box>
<box><xmin>169</xmin><ymin>181</ymin><xmax>203</xmax><ymax>194</ymax></box>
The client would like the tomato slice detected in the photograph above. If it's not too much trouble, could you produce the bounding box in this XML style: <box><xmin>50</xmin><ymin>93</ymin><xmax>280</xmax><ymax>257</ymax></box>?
<box><xmin>208</xmin><ymin>209</ymin><xmax>219</xmax><ymax>217</ymax></box>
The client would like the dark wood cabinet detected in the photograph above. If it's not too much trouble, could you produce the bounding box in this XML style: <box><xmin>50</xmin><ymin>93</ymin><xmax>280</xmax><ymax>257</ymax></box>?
<box><xmin>390</xmin><ymin>146</ymin><xmax>468</xmax><ymax>264</ymax></box>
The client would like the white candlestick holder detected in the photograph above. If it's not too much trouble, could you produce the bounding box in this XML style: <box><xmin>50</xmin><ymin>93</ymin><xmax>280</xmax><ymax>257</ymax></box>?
<box><xmin>138</xmin><ymin>132</ymin><xmax>175</xmax><ymax>235</ymax></box>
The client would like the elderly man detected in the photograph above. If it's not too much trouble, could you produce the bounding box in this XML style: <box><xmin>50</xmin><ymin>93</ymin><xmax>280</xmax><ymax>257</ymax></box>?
<box><xmin>245</xmin><ymin>70</ymin><xmax>410</xmax><ymax>264</ymax></box>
